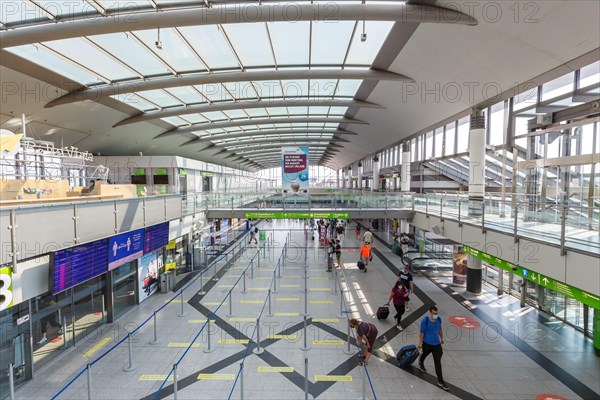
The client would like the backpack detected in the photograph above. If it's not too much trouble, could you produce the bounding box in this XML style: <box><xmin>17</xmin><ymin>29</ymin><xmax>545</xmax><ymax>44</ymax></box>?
<box><xmin>254</xmin><ymin>227</ymin><xmax>259</xmax><ymax>234</ymax></box>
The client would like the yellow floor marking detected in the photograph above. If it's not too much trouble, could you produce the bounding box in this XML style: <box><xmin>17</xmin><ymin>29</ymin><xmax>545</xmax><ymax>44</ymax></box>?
<box><xmin>240</xmin><ymin>300</ymin><xmax>263</xmax><ymax>304</ymax></box>
<box><xmin>310</xmin><ymin>277</ymin><xmax>329</xmax><ymax>280</ymax></box>
<box><xmin>166</xmin><ymin>299</ymin><xmax>182</xmax><ymax>303</ymax></box>
<box><xmin>284</xmin><ymin>267</ymin><xmax>301</xmax><ymax>269</ymax></box>
<box><xmin>187</xmin><ymin>319</ymin><xmax>215</xmax><ymax>324</ymax></box>
<box><xmin>139</xmin><ymin>375</ymin><xmax>173</xmax><ymax>381</ymax></box>
<box><xmin>313</xmin><ymin>340</ymin><xmax>344</xmax><ymax>345</ymax></box>
<box><xmin>168</xmin><ymin>343</ymin><xmax>200</xmax><ymax>348</ymax></box>
<box><xmin>312</xmin><ymin>318</ymin><xmax>339</xmax><ymax>323</ymax></box>
<box><xmin>280</xmin><ymin>284</ymin><xmax>300</xmax><ymax>288</ymax></box>
<box><xmin>197</xmin><ymin>373</ymin><xmax>236</xmax><ymax>380</ymax></box>
<box><xmin>218</xmin><ymin>339</ymin><xmax>249</xmax><ymax>344</ymax></box>
<box><xmin>218</xmin><ymin>285</ymin><xmax>237</xmax><ymax>288</ymax></box>
<box><xmin>310</xmin><ymin>288</ymin><xmax>331</xmax><ymax>292</ymax></box>
<box><xmin>83</xmin><ymin>338</ymin><xmax>111</xmax><ymax>358</ymax></box>
<box><xmin>310</xmin><ymin>300</ymin><xmax>333</xmax><ymax>305</ymax></box>
<box><xmin>248</xmin><ymin>288</ymin><xmax>269</xmax><ymax>291</ymax></box>
<box><xmin>229</xmin><ymin>317</ymin><xmax>256</xmax><ymax>322</ymax></box>
<box><xmin>274</xmin><ymin>312</ymin><xmax>299</xmax><ymax>317</ymax></box>
<box><xmin>267</xmin><ymin>334</ymin><xmax>297</xmax><ymax>340</ymax></box>
<box><xmin>258</xmin><ymin>366</ymin><xmax>294</xmax><ymax>373</ymax></box>
<box><xmin>283</xmin><ymin>275</ymin><xmax>301</xmax><ymax>278</ymax></box>
<box><xmin>253</xmin><ymin>277</ymin><xmax>272</xmax><ymax>280</ymax></box>
<box><xmin>277</xmin><ymin>297</ymin><xmax>299</xmax><ymax>301</ymax></box>
<box><xmin>315</xmin><ymin>375</ymin><xmax>352</xmax><ymax>382</ymax></box>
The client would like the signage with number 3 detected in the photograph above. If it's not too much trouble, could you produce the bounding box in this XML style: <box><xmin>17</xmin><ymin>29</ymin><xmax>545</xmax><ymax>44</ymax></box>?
<box><xmin>0</xmin><ymin>266</ymin><xmax>14</xmax><ymax>311</ymax></box>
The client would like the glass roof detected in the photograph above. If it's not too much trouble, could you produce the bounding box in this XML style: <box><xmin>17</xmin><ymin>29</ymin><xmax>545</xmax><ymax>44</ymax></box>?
<box><xmin>1</xmin><ymin>3</ymin><xmax>398</xmax><ymax>166</ymax></box>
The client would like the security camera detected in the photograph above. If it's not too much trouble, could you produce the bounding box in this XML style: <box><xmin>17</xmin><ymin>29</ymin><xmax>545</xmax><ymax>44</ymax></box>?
<box><xmin>361</xmin><ymin>33</ymin><xmax>367</xmax><ymax>42</ymax></box>
<box><xmin>155</xmin><ymin>40</ymin><xmax>163</xmax><ymax>50</ymax></box>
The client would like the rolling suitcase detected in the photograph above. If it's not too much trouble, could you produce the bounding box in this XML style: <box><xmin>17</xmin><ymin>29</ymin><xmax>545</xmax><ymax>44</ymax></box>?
<box><xmin>376</xmin><ymin>304</ymin><xmax>389</xmax><ymax>320</ymax></box>
<box><xmin>396</xmin><ymin>344</ymin><xmax>420</xmax><ymax>367</ymax></box>
<box><xmin>357</xmin><ymin>260</ymin><xmax>365</xmax><ymax>270</ymax></box>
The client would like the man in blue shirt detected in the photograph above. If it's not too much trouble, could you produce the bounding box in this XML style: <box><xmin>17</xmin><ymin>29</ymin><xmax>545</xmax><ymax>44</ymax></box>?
<box><xmin>418</xmin><ymin>306</ymin><xmax>449</xmax><ymax>391</ymax></box>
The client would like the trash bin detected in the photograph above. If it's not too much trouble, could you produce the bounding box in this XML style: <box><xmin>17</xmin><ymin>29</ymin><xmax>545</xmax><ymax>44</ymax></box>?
<box><xmin>259</xmin><ymin>230</ymin><xmax>266</xmax><ymax>241</ymax></box>
<box><xmin>166</xmin><ymin>271</ymin><xmax>176</xmax><ymax>291</ymax></box>
<box><xmin>160</xmin><ymin>273</ymin><xmax>168</xmax><ymax>293</ymax></box>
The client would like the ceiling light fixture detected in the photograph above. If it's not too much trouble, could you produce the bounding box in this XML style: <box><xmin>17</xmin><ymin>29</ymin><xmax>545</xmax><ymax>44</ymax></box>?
<box><xmin>155</xmin><ymin>27</ymin><xmax>163</xmax><ymax>50</ymax></box>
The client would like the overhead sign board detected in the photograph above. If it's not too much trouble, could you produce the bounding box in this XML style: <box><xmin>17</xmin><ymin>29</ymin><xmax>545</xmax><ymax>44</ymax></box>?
<box><xmin>245</xmin><ymin>212</ymin><xmax>349</xmax><ymax>219</ymax></box>
<box><xmin>463</xmin><ymin>245</ymin><xmax>599</xmax><ymax>309</ymax></box>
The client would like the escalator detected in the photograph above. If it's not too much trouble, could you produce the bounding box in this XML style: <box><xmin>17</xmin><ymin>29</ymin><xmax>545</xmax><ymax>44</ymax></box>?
<box><xmin>400</xmin><ymin>250</ymin><xmax>454</xmax><ymax>272</ymax></box>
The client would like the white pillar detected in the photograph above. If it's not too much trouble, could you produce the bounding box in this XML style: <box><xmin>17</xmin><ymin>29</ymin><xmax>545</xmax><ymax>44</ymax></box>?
<box><xmin>469</xmin><ymin>109</ymin><xmax>486</xmax><ymax>215</ymax></box>
<box><xmin>336</xmin><ymin>169</ymin><xmax>340</xmax><ymax>189</ymax></box>
<box><xmin>401</xmin><ymin>143</ymin><xmax>411</xmax><ymax>192</ymax></box>
<box><xmin>357</xmin><ymin>162</ymin><xmax>363</xmax><ymax>190</ymax></box>
<box><xmin>348</xmin><ymin>167</ymin><xmax>353</xmax><ymax>189</ymax></box>
<box><xmin>372</xmin><ymin>156</ymin><xmax>380</xmax><ymax>191</ymax></box>
<box><xmin>392</xmin><ymin>175</ymin><xmax>398</xmax><ymax>190</ymax></box>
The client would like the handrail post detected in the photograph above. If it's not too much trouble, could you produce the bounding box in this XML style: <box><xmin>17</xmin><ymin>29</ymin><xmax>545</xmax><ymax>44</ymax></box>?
<box><xmin>337</xmin><ymin>289</ymin><xmax>345</xmax><ymax>319</ymax></box>
<box><xmin>513</xmin><ymin>205</ymin><xmax>519</xmax><ymax>243</ymax></box>
<box><xmin>301</xmin><ymin>314</ymin><xmax>310</xmax><ymax>351</ymax></box>
<box><xmin>560</xmin><ymin>205</ymin><xmax>567</xmax><ymax>256</ymax></box>
<box><xmin>123</xmin><ymin>333</ymin><xmax>136</xmax><ymax>372</ymax></box>
<box><xmin>239</xmin><ymin>363</ymin><xmax>245</xmax><ymax>400</ymax></box>
<box><xmin>212</xmin><ymin>257</ymin><xmax>219</xmax><ymax>281</ymax></box>
<box><xmin>150</xmin><ymin>311</ymin><xmax>158</xmax><ymax>344</ymax></box>
<box><xmin>458</xmin><ymin>199</ymin><xmax>463</xmax><ymax>227</ymax></box>
<box><xmin>178</xmin><ymin>290</ymin><xmax>185</xmax><ymax>317</ymax></box>
<box><xmin>86</xmin><ymin>363</ymin><xmax>92</xmax><ymax>400</ymax></box>
<box><xmin>198</xmin><ymin>270</ymin><xmax>206</xmax><ymax>295</ymax></box>
<box><xmin>304</xmin><ymin>358</ymin><xmax>310</xmax><ymax>400</ymax></box>
<box><xmin>242</xmin><ymin>271</ymin><xmax>247</xmax><ymax>294</ymax></box>
<box><xmin>8</xmin><ymin>363</ymin><xmax>15</xmax><ymax>400</ymax></box>
<box><xmin>343</xmin><ymin>318</ymin><xmax>354</xmax><ymax>355</ymax></box>
<box><xmin>481</xmin><ymin>201</ymin><xmax>486</xmax><ymax>233</ymax></box>
<box><xmin>425</xmin><ymin>195</ymin><xmax>429</xmax><ymax>217</ymax></box>
<box><xmin>227</xmin><ymin>291</ymin><xmax>233</xmax><ymax>317</ymax></box>
<box><xmin>272</xmin><ymin>270</ymin><xmax>278</xmax><ymax>293</ymax></box>
<box><xmin>267</xmin><ymin>291</ymin><xmax>273</xmax><ymax>317</ymax></box>
<box><xmin>204</xmin><ymin>318</ymin><xmax>215</xmax><ymax>353</ymax></box>
<box><xmin>252</xmin><ymin>318</ymin><xmax>264</xmax><ymax>354</ymax></box>
<box><xmin>173</xmin><ymin>363</ymin><xmax>178</xmax><ymax>400</ymax></box>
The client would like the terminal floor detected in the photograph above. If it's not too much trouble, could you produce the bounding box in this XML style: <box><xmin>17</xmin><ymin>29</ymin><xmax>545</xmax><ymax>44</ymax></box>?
<box><xmin>17</xmin><ymin>220</ymin><xmax>600</xmax><ymax>400</ymax></box>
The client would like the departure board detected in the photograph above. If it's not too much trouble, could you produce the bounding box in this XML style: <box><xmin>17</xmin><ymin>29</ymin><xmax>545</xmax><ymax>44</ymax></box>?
<box><xmin>144</xmin><ymin>222</ymin><xmax>169</xmax><ymax>254</ymax></box>
<box><xmin>52</xmin><ymin>239</ymin><xmax>109</xmax><ymax>294</ymax></box>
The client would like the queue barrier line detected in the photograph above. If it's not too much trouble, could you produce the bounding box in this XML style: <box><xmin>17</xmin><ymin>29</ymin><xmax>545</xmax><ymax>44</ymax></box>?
<box><xmin>51</xmin><ymin>229</ymin><xmax>251</xmax><ymax>400</ymax></box>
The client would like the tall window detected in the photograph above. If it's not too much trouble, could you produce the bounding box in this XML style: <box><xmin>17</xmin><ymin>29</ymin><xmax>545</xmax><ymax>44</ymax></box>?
<box><xmin>434</xmin><ymin>127</ymin><xmax>443</xmax><ymax>158</ymax></box>
<box><xmin>445</xmin><ymin>123</ymin><xmax>456</xmax><ymax>156</ymax></box>
<box><xmin>457</xmin><ymin>117</ymin><xmax>470</xmax><ymax>153</ymax></box>
<box><xmin>489</xmin><ymin>102</ymin><xmax>505</xmax><ymax>146</ymax></box>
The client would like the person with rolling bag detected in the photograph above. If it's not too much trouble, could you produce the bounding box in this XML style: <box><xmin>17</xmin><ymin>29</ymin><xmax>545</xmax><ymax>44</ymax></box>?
<box><xmin>385</xmin><ymin>280</ymin><xmax>408</xmax><ymax>329</ymax></box>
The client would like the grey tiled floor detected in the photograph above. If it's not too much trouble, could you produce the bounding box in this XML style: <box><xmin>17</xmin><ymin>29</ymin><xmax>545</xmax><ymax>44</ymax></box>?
<box><xmin>16</xmin><ymin>220</ymin><xmax>600</xmax><ymax>400</ymax></box>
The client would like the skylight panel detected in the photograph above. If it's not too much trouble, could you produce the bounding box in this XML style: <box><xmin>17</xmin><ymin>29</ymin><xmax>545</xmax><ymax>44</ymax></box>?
<box><xmin>335</xmin><ymin>79</ymin><xmax>362</xmax><ymax>96</ymax></box>
<box><xmin>133</xmin><ymin>28</ymin><xmax>205</xmax><ymax>73</ymax></box>
<box><xmin>222</xmin><ymin>23</ymin><xmax>275</xmax><ymax>67</ymax></box>
<box><xmin>346</xmin><ymin>21</ymin><xmax>394</xmax><ymax>65</ymax></box>
<box><xmin>44</xmin><ymin>37</ymin><xmax>137</xmax><ymax>81</ymax></box>
<box><xmin>5</xmin><ymin>44</ymin><xmax>99</xmax><ymax>85</ymax></box>
<box><xmin>97</xmin><ymin>1</ymin><xmax>149</xmax><ymax>11</ymax></box>
<box><xmin>178</xmin><ymin>25</ymin><xmax>240</xmax><ymax>70</ymax></box>
<box><xmin>223</xmin><ymin>81</ymin><xmax>257</xmax><ymax>100</ymax></box>
<box><xmin>1</xmin><ymin>0</ymin><xmax>49</xmax><ymax>24</ymax></box>
<box><xmin>166</xmin><ymin>87</ymin><xmax>207</xmax><ymax>104</ymax></box>
<box><xmin>195</xmin><ymin>83</ymin><xmax>233</xmax><ymax>102</ymax></box>
<box><xmin>288</xmin><ymin>106</ymin><xmax>309</xmax><ymax>115</ymax></box>
<box><xmin>111</xmin><ymin>93</ymin><xmax>157</xmax><ymax>111</ymax></box>
<box><xmin>311</xmin><ymin>21</ymin><xmax>354</xmax><ymax>64</ymax></box>
<box><xmin>268</xmin><ymin>21</ymin><xmax>310</xmax><ymax>65</ymax></box>
<box><xmin>310</xmin><ymin>79</ymin><xmax>338</xmax><ymax>97</ymax></box>
<box><xmin>253</xmin><ymin>81</ymin><xmax>283</xmax><ymax>98</ymax></box>
<box><xmin>180</xmin><ymin>114</ymin><xmax>209</xmax><ymax>124</ymax></box>
<box><xmin>244</xmin><ymin>108</ymin><xmax>269</xmax><ymax>118</ymax></box>
<box><xmin>282</xmin><ymin>80</ymin><xmax>309</xmax><ymax>97</ymax></box>
<box><xmin>201</xmin><ymin>111</ymin><xmax>228</xmax><ymax>122</ymax></box>
<box><xmin>161</xmin><ymin>116</ymin><xmax>188</xmax><ymax>127</ymax></box>
<box><xmin>136</xmin><ymin>89</ymin><xmax>183</xmax><ymax>108</ymax></box>
<box><xmin>87</xmin><ymin>33</ymin><xmax>168</xmax><ymax>76</ymax></box>
<box><xmin>222</xmin><ymin>109</ymin><xmax>249</xmax><ymax>120</ymax></box>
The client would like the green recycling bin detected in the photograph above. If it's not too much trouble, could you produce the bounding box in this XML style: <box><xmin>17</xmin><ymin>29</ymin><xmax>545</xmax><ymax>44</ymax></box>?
<box><xmin>259</xmin><ymin>230</ymin><xmax>266</xmax><ymax>241</ymax></box>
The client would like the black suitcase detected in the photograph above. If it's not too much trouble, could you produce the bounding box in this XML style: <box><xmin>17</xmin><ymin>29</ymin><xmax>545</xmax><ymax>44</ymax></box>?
<box><xmin>376</xmin><ymin>305</ymin><xmax>389</xmax><ymax>320</ymax></box>
<box><xmin>397</xmin><ymin>344</ymin><xmax>420</xmax><ymax>367</ymax></box>
<box><xmin>357</xmin><ymin>260</ymin><xmax>365</xmax><ymax>270</ymax></box>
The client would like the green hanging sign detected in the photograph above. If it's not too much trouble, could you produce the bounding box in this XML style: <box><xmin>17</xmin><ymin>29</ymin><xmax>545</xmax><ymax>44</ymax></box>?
<box><xmin>245</xmin><ymin>212</ymin><xmax>349</xmax><ymax>219</ymax></box>
<box><xmin>463</xmin><ymin>245</ymin><xmax>599</xmax><ymax>310</ymax></box>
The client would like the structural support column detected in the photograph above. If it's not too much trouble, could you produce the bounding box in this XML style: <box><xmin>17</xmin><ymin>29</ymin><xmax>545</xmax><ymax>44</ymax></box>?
<box><xmin>348</xmin><ymin>166</ymin><xmax>353</xmax><ymax>189</ymax></box>
<box><xmin>401</xmin><ymin>143</ymin><xmax>410</xmax><ymax>192</ymax></box>
<box><xmin>594</xmin><ymin>307</ymin><xmax>600</xmax><ymax>357</ymax></box>
<box><xmin>468</xmin><ymin>109</ymin><xmax>486</xmax><ymax>216</ymax></box>
<box><xmin>357</xmin><ymin>162</ymin><xmax>363</xmax><ymax>189</ymax></box>
<box><xmin>372</xmin><ymin>155</ymin><xmax>380</xmax><ymax>191</ymax></box>
<box><xmin>466</xmin><ymin>256</ymin><xmax>482</xmax><ymax>294</ymax></box>
<box><xmin>341</xmin><ymin>169</ymin><xmax>346</xmax><ymax>189</ymax></box>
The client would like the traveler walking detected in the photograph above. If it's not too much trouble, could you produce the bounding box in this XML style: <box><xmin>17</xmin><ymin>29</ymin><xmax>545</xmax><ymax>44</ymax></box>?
<box><xmin>385</xmin><ymin>281</ymin><xmax>408</xmax><ymax>329</ymax></box>
<box><xmin>418</xmin><ymin>306</ymin><xmax>449</xmax><ymax>391</ymax></box>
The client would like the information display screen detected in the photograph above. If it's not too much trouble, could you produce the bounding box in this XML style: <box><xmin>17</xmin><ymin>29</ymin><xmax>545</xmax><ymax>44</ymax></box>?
<box><xmin>144</xmin><ymin>222</ymin><xmax>169</xmax><ymax>254</ymax></box>
<box><xmin>52</xmin><ymin>239</ymin><xmax>109</xmax><ymax>294</ymax></box>
<box><xmin>108</xmin><ymin>229</ymin><xmax>144</xmax><ymax>271</ymax></box>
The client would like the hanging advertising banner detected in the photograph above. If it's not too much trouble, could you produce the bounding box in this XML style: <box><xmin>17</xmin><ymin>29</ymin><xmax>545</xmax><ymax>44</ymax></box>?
<box><xmin>282</xmin><ymin>147</ymin><xmax>309</xmax><ymax>193</ymax></box>
<box><xmin>0</xmin><ymin>265</ymin><xmax>13</xmax><ymax>311</ymax></box>
<box><xmin>453</xmin><ymin>245</ymin><xmax>467</xmax><ymax>287</ymax></box>
<box><xmin>138</xmin><ymin>251</ymin><xmax>159</xmax><ymax>303</ymax></box>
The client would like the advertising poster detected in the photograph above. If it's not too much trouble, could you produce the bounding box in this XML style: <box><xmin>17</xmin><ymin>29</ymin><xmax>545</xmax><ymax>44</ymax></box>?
<box><xmin>281</xmin><ymin>146</ymin><xmax>309</xmax><ymax>192</ymax></box>
<box><xmin>138</xmin><ymin>251</ymin><xmax>159</xmax><ymax>303</ymax></box>
<box><xmin>109</xmin><ymin>229</ymin><xmax>144</xmax><ymax>271</ymax></box>
<box><xmin>453</xmin><ymin>245</ymin><xmax>467</xmax><ymax>287</ymax></box>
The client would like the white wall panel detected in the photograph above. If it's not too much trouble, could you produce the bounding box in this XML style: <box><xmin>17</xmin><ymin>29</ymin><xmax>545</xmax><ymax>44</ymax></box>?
<box><xmin>565</xmin><ymin>251</ymin><xmax>600</xmax><ymax>295</ymax></box>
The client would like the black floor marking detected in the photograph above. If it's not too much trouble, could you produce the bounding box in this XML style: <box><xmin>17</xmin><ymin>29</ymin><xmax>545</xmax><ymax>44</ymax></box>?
<box><xmin>373</xmin><ymin>228</ymin><xmax>598</xmax><ymax>399</ymax></box>
<box><xmin>424</xmin><ymin>271</ymin><xmax>600</xmax><ymax>400</ymax></box>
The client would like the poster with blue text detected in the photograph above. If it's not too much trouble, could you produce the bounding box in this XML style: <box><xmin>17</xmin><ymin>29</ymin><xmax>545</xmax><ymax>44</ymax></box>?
<box><xmin>282</xmin><ymin>146</ymin><xmax>309</xmax><ymax>193</ymax></box>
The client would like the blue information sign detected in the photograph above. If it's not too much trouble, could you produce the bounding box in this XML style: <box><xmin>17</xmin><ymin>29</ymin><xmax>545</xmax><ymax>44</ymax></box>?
<box><xmin>52</xmin><ymin>239</ymin><xmax>109</xmax><ymax>294</ymax></box>
<box><xmin>109</xmin><ymin>229</ymin><xmax>144</xmax><ymax>270</ymax></box>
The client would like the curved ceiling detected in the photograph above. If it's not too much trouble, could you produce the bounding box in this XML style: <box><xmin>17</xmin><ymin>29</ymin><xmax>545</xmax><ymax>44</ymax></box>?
<box><xmin>0</xmin><ymin>0</ymin><xmax>598</xmax><ymax>172</ymax></box>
